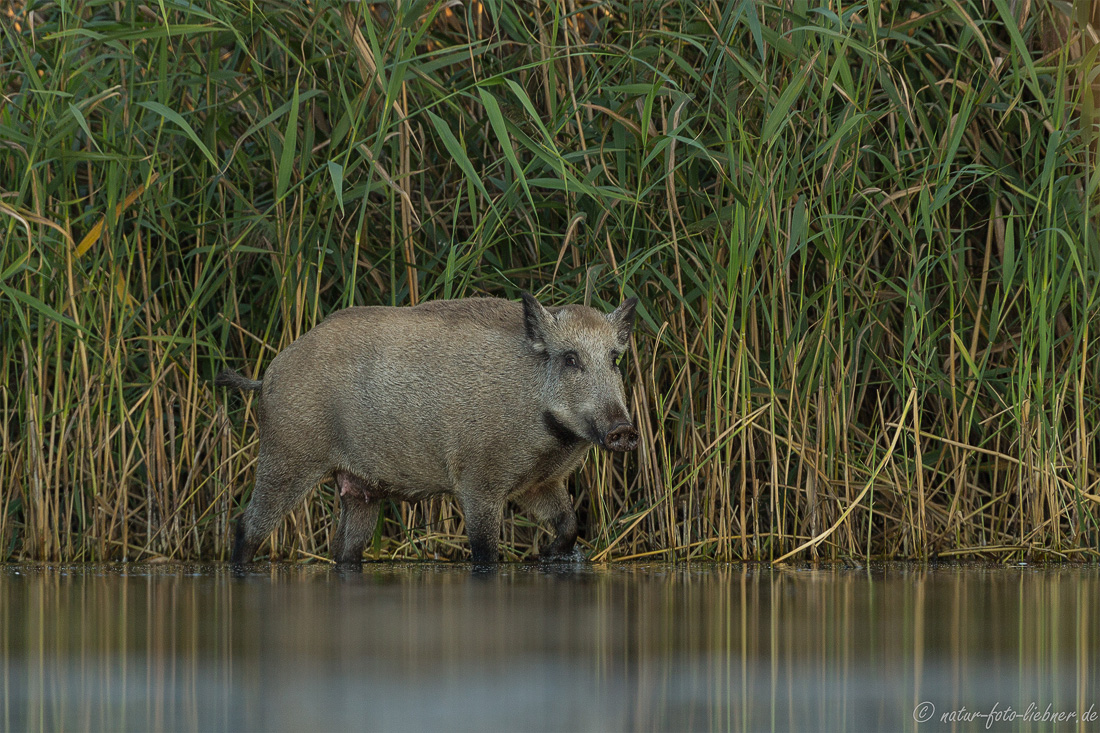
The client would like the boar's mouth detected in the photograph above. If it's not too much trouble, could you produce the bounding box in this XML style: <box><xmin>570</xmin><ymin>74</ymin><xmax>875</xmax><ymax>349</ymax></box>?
<box><xmin>543</xmin><ymin>411</ymin><xmax>585</xmax><ymax>447</ymax></box>
<box><xmin>542</xmin><ymin>412</ymin><xmax>638</xmax><ymax>452</ymax></box>
<box><xmin>599</xmin><ymin>421</ymin><xmax>639</xmax><ymax>452</ymax></box>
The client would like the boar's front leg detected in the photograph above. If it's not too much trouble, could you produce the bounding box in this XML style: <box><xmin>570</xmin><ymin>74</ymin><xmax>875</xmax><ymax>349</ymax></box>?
<box><xmin>522</xmin><ymin>483</ymin><xmax>579</xmax><ymax>559</ymax></box>
<box><xmin>458</xmin><ymin>489</ymin><xmax>504</xmax><ymax>564</ymax></box>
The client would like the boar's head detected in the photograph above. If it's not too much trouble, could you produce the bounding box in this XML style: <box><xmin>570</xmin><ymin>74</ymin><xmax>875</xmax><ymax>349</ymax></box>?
<box><xmin>522</xmin><ymin>292</ymin><xmax>639</xmax><ymax>452</ymax></box>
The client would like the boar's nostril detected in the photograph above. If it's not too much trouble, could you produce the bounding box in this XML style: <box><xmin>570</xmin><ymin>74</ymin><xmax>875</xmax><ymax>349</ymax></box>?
<box><xmin>603</xmin><ymin>423</ymin><xmax>639</xmax><ymax>452</ymax></box>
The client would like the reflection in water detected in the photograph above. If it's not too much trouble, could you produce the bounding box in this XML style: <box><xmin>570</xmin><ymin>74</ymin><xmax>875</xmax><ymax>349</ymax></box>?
<box><xmin>2</xmin><ymin>563</ymin><xmax>1097</xmax><ymax>731</ymax></box>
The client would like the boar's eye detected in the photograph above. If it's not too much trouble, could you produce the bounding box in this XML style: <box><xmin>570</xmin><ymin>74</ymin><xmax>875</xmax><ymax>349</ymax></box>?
<box><xmin>563</xmin><ymin>351</ymin><xmax>582</xmax><ymax>369</ymax></box>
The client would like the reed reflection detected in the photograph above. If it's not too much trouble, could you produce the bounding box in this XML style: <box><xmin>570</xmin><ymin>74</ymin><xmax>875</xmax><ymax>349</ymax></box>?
<box><xmin>2</xmin><ymin>563</ymin><xmax>1096</xmax><ymax>731</ymax></box>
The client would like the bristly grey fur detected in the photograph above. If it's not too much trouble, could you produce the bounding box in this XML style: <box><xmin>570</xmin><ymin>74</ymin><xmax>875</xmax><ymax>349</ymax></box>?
<box><xmin>216</xmin><ymin>293</ymin><xmax>640</xmax><ymax>565</ymax></box>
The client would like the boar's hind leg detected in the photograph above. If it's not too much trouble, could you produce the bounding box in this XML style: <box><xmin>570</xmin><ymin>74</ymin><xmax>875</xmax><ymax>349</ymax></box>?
<box><xmin>522</xmin><ymin>483</ymin><xmax>578</xmax><ymax>559</ymax></box>
<box><xmin>231</xmin><ymin>455</ymin><xmax>327</xmax><ymax>564</ymax></box>
<box><xmin>458</xmin><ymin>490</ymin><xmax>504</xmax><ymax>564</ymax></box>
<box><xmin>332</xmin><ymin>488</ymin><xmax>380</xmax><ymax>565</ymax></box>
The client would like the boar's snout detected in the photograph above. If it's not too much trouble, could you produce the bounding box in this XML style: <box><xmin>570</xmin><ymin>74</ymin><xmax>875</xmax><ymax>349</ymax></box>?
<box><xmin>603</xmin><ymin>422</ymin><xmax>639</xmax><ymax>452</ymax></box>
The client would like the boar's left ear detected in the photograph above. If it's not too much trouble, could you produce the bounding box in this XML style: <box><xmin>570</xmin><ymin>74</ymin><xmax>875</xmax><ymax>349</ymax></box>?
<box><xmin>521</xmin><ymin>292</ymin><xmax>554</xmax><ymax>352</ymax></box>
<box><xmin>607</xmin><ymin>296</ymin><xmax>638</xmax><ymax>345</ymax></box>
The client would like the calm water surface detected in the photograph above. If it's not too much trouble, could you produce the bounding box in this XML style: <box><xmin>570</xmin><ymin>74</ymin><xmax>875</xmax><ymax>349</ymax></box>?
<box><xmin>2</xmin><ymin>562</ymin><xmax>1097</xmax><ymax>732</ymax></box>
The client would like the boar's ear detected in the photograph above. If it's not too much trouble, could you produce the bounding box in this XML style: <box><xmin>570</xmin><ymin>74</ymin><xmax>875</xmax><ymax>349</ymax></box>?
<box><xmin>607</xmin><ymin>296</ymin><xmax>638</xmax><ymax>346</ymax></box>
<box><xmin>521</xmin><ymin>292</ymin><xmax>553</xmax><ymax>352</ymax></box>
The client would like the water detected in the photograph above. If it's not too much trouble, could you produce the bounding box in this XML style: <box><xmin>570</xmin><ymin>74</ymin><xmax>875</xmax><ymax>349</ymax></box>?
<box><xmin>2</xmin><ymin>562</ymin><xmax>1097</xmax><ymax>732</ymax></box>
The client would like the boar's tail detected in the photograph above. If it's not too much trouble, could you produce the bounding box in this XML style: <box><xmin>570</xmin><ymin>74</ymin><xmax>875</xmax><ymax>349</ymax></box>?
<box><xmin>214</xmin><ymin>368</ymin><xmax>262</xmax><ymax>392</ymax></box>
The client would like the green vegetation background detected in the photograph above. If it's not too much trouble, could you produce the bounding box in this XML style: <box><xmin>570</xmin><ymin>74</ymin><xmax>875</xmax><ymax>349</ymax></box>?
<box><xmin>2</xmin><ymin>0</ymin><xmax>1098</xmax><ymax>562</ymax></box>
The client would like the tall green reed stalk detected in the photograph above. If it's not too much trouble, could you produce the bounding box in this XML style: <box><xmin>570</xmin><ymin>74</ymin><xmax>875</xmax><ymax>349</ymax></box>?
<box><xmin>1</xmin><ymin>0</ymin><xmax>1097</xmax><ymax>562</ymax></box>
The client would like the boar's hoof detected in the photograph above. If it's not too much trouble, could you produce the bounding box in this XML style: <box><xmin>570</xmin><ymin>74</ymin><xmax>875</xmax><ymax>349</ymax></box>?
<box><xmin>603</xmin><ymin>423</ymin><xmax>639</xmax><ymax>452</ymax></box>
<box><xmin>539</xmin><ymin>546</ymin><xmax>588</xmax><ymax>564</ymax></box>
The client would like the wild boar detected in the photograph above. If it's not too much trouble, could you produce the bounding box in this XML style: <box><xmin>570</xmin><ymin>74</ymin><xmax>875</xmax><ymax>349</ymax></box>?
<box><xmin>215</xmin><ymin>292</ymin><xmax>639</xmax><ymax>565</ymax></box>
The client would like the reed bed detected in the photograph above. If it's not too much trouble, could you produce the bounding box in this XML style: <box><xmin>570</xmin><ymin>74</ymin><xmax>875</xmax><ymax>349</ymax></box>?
<box><xmin>2</xmin><ymin>0</ymin><xmax>1098</xmax><ymax>562</ymax></box>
